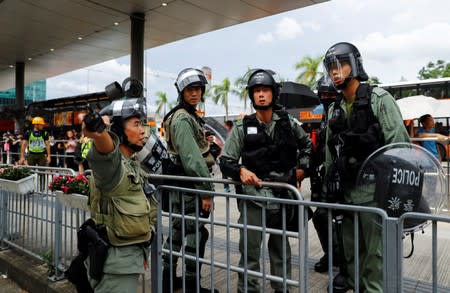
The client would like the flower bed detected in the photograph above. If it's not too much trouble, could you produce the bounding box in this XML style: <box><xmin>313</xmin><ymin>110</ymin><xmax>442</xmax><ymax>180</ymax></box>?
<box><xmin>50</xmin><ymin>174</ymin><xmax>90</xmax><ymax>211</ymax></box>
<box><xmin>49</xmin><ymin>174</ymin><xmax>89</xmax><ymax>195</ymax></box>
<box><xmin>0</xmin><ymin>166</ymin><xmax>36</xmax><ymax>194</ymax></box>
<box><xmin>0</xmin><ymin>174</ymin><xmax>36</xmax><ymax>194</ymax></box>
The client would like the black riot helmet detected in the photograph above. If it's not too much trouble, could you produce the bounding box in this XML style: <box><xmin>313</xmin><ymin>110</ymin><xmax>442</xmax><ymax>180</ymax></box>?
<box><xmin>323</xmin><ymin>42</ymin><xmax>369</xmax><ymax>89</ymax></box>
<box><xmin>246</xmin><ymin>69</ymin><xmax>280</xmax><ymax>110</ymax></box>
<box><xmin>317</xmin><ymin>76</ymin><xmax>338</xmax><ymax>113</ymax></box>
<box><xmin>174</xmin><ymin>68</ymin><xmax>208</xmax><ymax>102</ymax></box>
<box><xmin>99</xmin><ymin>98</ymin><xmax>147</xmax><ymax>151</ymax></box>
<box><xmin>317</xmin><ymin>76</ymin><xmax>338</xmax><ymax>99</ymax></box>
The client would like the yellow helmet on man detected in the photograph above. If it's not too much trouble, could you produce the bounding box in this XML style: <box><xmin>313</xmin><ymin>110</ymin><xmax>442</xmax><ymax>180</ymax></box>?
<box><xmin>31</xmin><ymin>116</ymin><xmax>45</xmax><ymax>125</ymax></box>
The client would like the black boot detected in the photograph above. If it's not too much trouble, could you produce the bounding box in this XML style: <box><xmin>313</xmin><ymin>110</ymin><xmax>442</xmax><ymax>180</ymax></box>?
<box><xmin>185</xmin><ymin>278</ymin><xmax>219</xmax><ymax>293</ymax></box>
<box><xmin>315</xmin><ymin>253</ymin><xmax>340</xmax><ymax>273</ymax></box>
<box><xmin>163</xmin><ymin>269</ymin><xmax>182</xmax><ymax>291</ymax></box>
<box><xmin>330</xmin><ymin>273</ymin><xmax>349</xmax><ymax>293</ymax></box>
<box><xmin>314</xmin><ymin>254</ymin><xmax>329</xmax><ymax>273</ymax></box>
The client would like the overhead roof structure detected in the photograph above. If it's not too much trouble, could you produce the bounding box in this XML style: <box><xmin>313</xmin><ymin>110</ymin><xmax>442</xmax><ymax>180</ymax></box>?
<box><xmin>0</xmin><ymin>0</ymin><xmax>325</xmax><ymax>91</ymax></box>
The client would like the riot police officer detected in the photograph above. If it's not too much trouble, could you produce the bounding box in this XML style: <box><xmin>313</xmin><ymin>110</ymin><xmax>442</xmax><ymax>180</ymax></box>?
<box><xmin>81</xmin><ymin>97</ymin><xmax>157</xmax><ymax>292</ymax></box>
<box><xmin>162</xmin><ymin>68</ymin><xmax>217</xmax><ymax>293</ymax></box>
<box><xmin>220</xmin><ymin>69</ymin><xmax>312</xmax><ymax>293</ymax></box>
<box><xmin>322</xmin><ymin>42</ymin><xmax>410</xmax><ymax>292</ymax></box>
<box><xmin>311</xmin><ymin>76</ymin><xmax>340</xmax><ymax>273</ymax></box>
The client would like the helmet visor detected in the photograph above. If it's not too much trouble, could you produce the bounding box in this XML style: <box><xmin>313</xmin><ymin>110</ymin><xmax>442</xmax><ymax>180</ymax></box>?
<box><xmin>324</xmin><ymin>52</ymin><xmax>359</xmax><ymax>82</ymax></box>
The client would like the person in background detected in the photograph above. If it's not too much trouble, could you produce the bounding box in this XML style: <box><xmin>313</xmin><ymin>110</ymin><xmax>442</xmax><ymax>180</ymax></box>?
<box><xmin>64</xmin><ymin>129</ymin><xmax>79</xmax><ymax>171</ymax></box>
<box><xmin>55</xmin><ymin>134</ymin><xmax>66</xmax><ymax>168</ymax></box>
<box><xmin>224</xmin><ymin>120</ymin><xmax>234</xmax><ymax>134</ymax></box>
<box><xmin>220</xmin><ymin>68</ymin><xmax>312</xmax><ymax>293</ymax></box>
<box><xmin>2</xmin><ymin>132</ymin><xmax>12</xmax><ymax>164</ymax></box>
<box><xmin>49</xmin><ymin>135</ymin><xmax>58</xmax><ymax>167</ymax></box>
<box><xmin>310</xmin><ymin>76</ymin><xmax>341</xmax><ymax>274</ymax></box>
<box><xmin>416</xmin><ymin>114</ymin><xmax>449</xmax><ymax>161</ymax></box>
<box><xmin>19</xmin><ymin>116</ymin><xmax>51</xmax><ymax>166</ymax></box>
<box><xmin>10</xmin><ymin>133</ymin><xmax>21</xmax><ymax>164</ymax></box>
<box><xmin>77</xmin><ymin>134</ymin><xmax>92</xmax><ymax>173</ymax></box>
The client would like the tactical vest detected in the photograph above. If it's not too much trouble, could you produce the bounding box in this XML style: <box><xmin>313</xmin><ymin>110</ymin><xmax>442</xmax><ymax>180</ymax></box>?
<box><xmin>328</xmin><ymin>84</ymin><xmax>384</xmax><ymax>161</ymax></box>
<box><xmin>28</xmin><ymin>131</ymin><xmax>46</xmax><ymax>153</ymax></box>
<box><xmin>241</xmin><ymin>111</ymin><xmax>297</xmax><ymax>178</ymax></box>
<box><xmin>163</xmin><ymin>108</ymin><xmax>215</xmax><ymax>169</ymax></box>
<box><xmin>89</xmin><ymin>156</ymin><xmax>156</xmax><ymax>246</ymax></box>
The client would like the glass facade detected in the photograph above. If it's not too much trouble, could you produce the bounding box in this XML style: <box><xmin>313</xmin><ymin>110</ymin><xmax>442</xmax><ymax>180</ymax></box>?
<box><xmin>0</xmin><ymin>80</ymin><xmax>46</xmax><ymax>107</ymax></box>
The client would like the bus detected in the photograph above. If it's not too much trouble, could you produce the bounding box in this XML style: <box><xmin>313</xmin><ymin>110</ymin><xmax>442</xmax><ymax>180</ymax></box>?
<box><xmin>25</xmin><ymin>91</ymin><xmax>113</xmax><ymax>137</ymax></box>
<box><xmin>379</xmin><ymin>77</ymin><xmax>450</xmax><ymax>100</ymax></box>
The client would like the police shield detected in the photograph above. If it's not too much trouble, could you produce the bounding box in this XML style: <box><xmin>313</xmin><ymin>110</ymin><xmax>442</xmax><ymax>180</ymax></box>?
<box><xmin>356</xmin><ymin>142</ymin><xmax>446</xmax><ymax>232</ymax></box>
<box><xmin>136</xmin><ymin>132</ymin><xmax>168</xmax><ymax>175</ymax></box>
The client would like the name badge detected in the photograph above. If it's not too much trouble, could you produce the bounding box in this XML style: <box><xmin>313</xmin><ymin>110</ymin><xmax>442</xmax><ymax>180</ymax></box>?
<box><xmin>247</xmin><ymin>127</ymin><xmax>258</xmax><ymax>134</ymax></box>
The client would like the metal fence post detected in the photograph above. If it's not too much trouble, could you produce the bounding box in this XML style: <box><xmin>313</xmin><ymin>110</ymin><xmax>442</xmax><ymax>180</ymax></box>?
<box><xmin>49</xmin><ymin>198</ymin><xmax>65</xmax><ymax>281</ymax></box>
<box><xmin>0</xmin><ymin>190</ymin><xmax>8</xmax><ymax>249</ymax></box>
<box><xmin>384</xmin><ymin>218</ymin><xmax>400</xmax><ymax>293</ymax></box>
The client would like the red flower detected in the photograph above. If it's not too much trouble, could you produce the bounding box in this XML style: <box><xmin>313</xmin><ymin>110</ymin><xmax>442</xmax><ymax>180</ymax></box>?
<box><xmin>49</xmin><ymin>174</ymin><xmax>89</xmax><ymax>195</ymax></box>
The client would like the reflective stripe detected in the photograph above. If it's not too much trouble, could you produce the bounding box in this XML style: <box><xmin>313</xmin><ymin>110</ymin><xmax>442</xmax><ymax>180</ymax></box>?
<box><xmin>113</xmin><ymin>100</ymin><xmax>124</xmax><ymax>116</ymax></box>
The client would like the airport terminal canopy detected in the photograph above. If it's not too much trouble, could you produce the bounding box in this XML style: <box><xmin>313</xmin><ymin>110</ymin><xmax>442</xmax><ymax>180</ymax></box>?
<box><xmin>0</xmin><ymin>0</ymin><xmax>326</xmax><ymax>91</ymax></box>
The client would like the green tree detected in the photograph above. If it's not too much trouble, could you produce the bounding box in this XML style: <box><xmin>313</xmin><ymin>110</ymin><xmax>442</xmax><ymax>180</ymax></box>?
<box><xmin>211</xmin><ymin>78</ymin><xmax>231</xmax><ymax>120</ymax></box>
<box><xmin>295</xmin><ymin>55</ymin><xmax>323</xmax><ymax>87</ymax></box>
<box><xmin>418</xmin><ymin>60</ymin><xmax>450</xmax><ymax>79</ymax></box>
<box><xmin>232</xmin><ymin>68</ymin><xmax>252</xmax><ymax>112</ymax></box>
<box><xmin>154</xmin><ymin>91</ymin><xmax>171</xmax><ymax>116</ymax></box>
<box><xmin>368</xmin><ymin>76</ymin><xmax>381</xmax><ymax>85</ymax></box>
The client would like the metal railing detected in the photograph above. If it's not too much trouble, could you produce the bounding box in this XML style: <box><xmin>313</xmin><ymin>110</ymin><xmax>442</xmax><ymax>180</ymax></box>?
<box><xmin>0</xmin><ymin>165</ymin><xmax>89</xmax><ymax>281</ymax></box>
<box><xmin>1</xmin><ymin>168</ymin><xmax>450</xmax><ymax>292</ymax></box>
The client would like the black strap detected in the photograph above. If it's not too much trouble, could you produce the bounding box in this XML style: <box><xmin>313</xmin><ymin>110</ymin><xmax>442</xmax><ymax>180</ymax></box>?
<box><xmin>404</xmin><ymin>233</ymin><xmax>415</xmax><ymax>259</ymax></box>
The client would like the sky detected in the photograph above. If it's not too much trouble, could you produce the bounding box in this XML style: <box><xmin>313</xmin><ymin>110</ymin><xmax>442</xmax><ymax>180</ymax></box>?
<box><xmin>46</xmin><ymin>0</ymin><xmax>450</xmax><ymax>117</ymax></box>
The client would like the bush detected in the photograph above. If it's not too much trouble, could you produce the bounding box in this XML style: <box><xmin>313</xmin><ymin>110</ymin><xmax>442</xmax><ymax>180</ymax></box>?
<box><xmin>0</xmin><ymin>165</ymin><xmax>31</xmax><ymax>181</ymax></box>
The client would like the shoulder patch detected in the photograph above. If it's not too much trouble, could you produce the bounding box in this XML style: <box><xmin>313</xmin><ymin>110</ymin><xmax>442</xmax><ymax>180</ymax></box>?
<box><xmin>235</xmin><ymin>119</ymin><xmax>244</xmax><ymax>127</ymax></box>
<box><xmin>371</xmin><ymin>86</ymin><xmax>389</xmax><ymax>98</ymax></box>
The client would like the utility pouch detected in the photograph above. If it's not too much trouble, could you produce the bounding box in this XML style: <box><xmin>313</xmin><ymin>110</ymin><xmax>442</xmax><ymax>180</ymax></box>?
<box><xmin>85</xmin><ymin>225</ymin><xmax>109</xmax><ymax>281</ymax></box>
<box><xmin>108</xmin><ymin>196</ymin><xmax>151</xmax><ymax>245</ymax></box>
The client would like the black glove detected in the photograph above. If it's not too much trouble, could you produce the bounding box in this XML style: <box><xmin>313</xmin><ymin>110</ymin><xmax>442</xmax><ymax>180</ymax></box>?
<box><xmin>325</xmin><ymin>164</ymin><xmax>344</xmax><ymax>203</ymax></box>
<box><xmin>83</xmin><ymin>111</ymin><xmax>106</xmax><ymax>133</ymax></box>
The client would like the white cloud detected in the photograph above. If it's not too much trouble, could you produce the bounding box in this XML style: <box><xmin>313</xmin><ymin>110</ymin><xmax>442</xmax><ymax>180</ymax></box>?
<box><xmin>275</xmin><ymin>17</ymin><xmax>303</xmax><ymax>40</ymax></box>
<box><xmin>354</xmin><ymin>22</ymin><xmax>450</xmax><ymax>82</ymax></box>
<box><xmin>257</xmin><ymin>32</ymin><xmax>274</xmax><ymax>43</ymax></box>
<box><xmin>256</xmin><ymin>17</ymin><xmax>317</xmax><ymax>43</ymax></box>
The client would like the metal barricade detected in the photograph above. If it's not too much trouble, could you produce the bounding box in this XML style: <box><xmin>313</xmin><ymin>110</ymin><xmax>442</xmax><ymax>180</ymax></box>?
<box><xmin>0</xmin><ymin>165</ymin><xmax>89</xmax><ymax>281</ymax></box>
<box><xmin>1</xmin><ymin>168</ymin><xmax>450</xmax><ymax>292</ymax></box>
<box><xmin>149</xmin><ymin>174</ymin><xmax>450</xmax><ymax>293</ymax></box>
<box><xmin>150</xmin><ymin>174</ymin><xmax>310</xmax><ymax>293</ymax></box>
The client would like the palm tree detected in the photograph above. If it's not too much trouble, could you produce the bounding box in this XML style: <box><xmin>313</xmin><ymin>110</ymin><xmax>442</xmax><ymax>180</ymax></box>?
<box><xmin>232</xmin><ymin>68</ymin><xmax>252</xmax><ymax>112</ymax></box>
<box><xmin>211</xmin><ymin>78</ymin><xmax>231</xmax><ymax>120</ymax></box>
<box><xmin>295</xmin><ymin>55</ymin><xmax>323</xmax><ymax>87</ymax></box>
<box><xmin>154</xmin><ymin>91</ymin><xmax>170</xmax><ymax>116</ymax></box>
